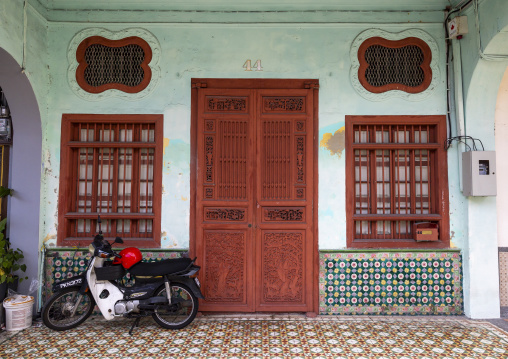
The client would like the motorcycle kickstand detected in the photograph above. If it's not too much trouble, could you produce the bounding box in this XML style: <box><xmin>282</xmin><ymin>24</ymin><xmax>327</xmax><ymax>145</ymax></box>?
<box><xmin>129</xmin><ymin>317</ymin><xmax>141</xmax><ymax>336</ymax></box>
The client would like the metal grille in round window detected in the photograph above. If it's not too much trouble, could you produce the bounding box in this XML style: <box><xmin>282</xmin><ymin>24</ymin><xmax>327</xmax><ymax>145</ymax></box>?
<box><xmin>358</xmin><ymin>37</ymin><xmax>432</xmax><ymax>94</ymax></box>
<box><xmin>76</xmin><ymin>36</ymin><xmax>152</xmax><ymax>94</ymax></box>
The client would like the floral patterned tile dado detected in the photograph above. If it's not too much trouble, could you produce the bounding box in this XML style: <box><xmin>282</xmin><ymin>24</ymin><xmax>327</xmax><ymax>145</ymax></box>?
<box><xmin>320</xmin><ymin>252</ymin><xmax>463</xmax><ymax>315</ymax></box>
<box><xmin>44</xmin><ymin>251</ymin><xmax>183</xmax><ymax>300</ymax></box>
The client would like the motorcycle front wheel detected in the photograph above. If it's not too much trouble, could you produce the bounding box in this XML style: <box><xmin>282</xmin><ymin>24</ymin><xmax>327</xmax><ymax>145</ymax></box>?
<box><xmin>152</xmin><ymin>283</ymin><xmax>198</xmax><ymax>330</ymax></box>
<box><xmin>42</xmin><ymin>287</ymin><xmax>95</xmax><ymax>331</ymax></box>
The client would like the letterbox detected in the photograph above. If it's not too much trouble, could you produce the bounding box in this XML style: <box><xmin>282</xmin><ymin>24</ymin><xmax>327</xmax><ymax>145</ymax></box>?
<box><xmin>414</xmin><ymin>222</ymin><xmax>439</xmax><ymax>242</ymax></box>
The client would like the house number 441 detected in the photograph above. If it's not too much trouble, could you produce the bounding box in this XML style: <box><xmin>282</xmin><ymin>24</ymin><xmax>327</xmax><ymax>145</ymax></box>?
<box><xmin>243</xmin><ymin>59</ymin><xmax>263</xmax><ymax>71</ymax></box>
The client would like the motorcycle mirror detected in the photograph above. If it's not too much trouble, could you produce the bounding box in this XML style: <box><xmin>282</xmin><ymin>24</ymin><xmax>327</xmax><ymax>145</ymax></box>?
<box><xmin>97</xmin><ymin>215</ymin><xmax>103</xmax><ymax>235</ymax></box>
<box><xmin>114</xmin><ymin>237</ymin><xmax>124</xmax><ymax>244</ymax></box>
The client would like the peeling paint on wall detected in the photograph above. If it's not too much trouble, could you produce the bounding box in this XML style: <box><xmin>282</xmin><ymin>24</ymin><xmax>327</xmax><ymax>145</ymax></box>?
<box><xmin>449</xmin><ymin>231</ymin><xmax>457</xmax><ymax>248</ymax></box>
<box><xmin>161</xmin><ymin>232</ymin><xmax>179</xmax><ymax>248</ymax></box>
<box><xmin>320</xmin><ymin>126</ymin><xmax>345</xmax><ymax>158</ymax></box>
<box><xmin>43</xmin><ymin>149</ymin><xmax>55</xmax><ymax>178</ymax></box>
<box><xmin>43</xmin><ymin>233</ymin><xmax>57</xmax><ymax>247</ymax></box>
<box><xmin>163</xmin><ymin>138</ymin><xmax>170</xmax><ymax>155</ymax></box>
<box><xmin>43</xmin><ymin>233</ymin><xmax>56</xmax><ymax>243</ymax></box>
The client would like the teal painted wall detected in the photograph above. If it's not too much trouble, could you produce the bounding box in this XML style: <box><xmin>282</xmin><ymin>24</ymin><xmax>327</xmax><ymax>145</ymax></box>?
<box><xmin>0</xmin><ymin>0</ymin><xmax>25</xmax><ymax>66</ymax></box>
<box><xmin>0</xmin><ymin>1</ymin><xmax>48</xmax><ymax>114</ymax></box>
<box><xmin>1</xmin><ymin>2</ymin><xmax>467</xmax><ymax>252</ymax></box>
<box><xmin>35</xmin><ymin>22</ymin><xmax>461</xmax><ymax>251</ymax></box>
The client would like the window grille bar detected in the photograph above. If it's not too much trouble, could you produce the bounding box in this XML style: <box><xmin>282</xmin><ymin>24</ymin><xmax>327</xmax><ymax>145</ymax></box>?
<box><xmin>107</xmin><ymin>124</ymin><xmax>113</xmax><ymax>217</ymax></box>
<box><xmin>428</xmin><ymin>125</ymin><xmax>432</xmax><ymax>214</ymax></box>
<box><xmin>227</xmin><ymin>120</ymin><xmax>230</xmax><ymax>199</ymax></box>
<box><xmin>410</xmin><ymin>150</ymin><xmax>416</xmax><ymax>215</ymax></box>
<box><xmin>391</xmin><ymin>146</ymin><xmax>397</xmax><ymax>238</ymax></box>
<box><xmin>98</xmin><ymin>145</ymin><xmax>104</xmax><ymax>215</ymax></box>
<box><xmin>219</xmin><ymin>120</ymin><xmax>224</xmax><ymax>199</ymax></box>
<box><xmin>381</xmin><ymin>126</ymin><xmax>386</xmax><ymax>239</ymax></box>
<box><xmin>358</xmin><ymin>125</ymin><xmax>362</xmax><ymax>217</ymax></box>
<box><xmin>73</xmin><ymin>148</ymin><xmax>80</xmax><ymax>237</ymax></box>
<box><xmin>91</xmin><ymin>133</ymin><xmax>98</xmax><ymax>216</ymax></box>
<box><xmin>112</xmin><ymin>147</ymin><xmax>119</xmax><ymax>235</ymax></box>
<box><xmin>369</xmin><ymin>126</ymin><xmax>376</xmax><ymax>236</ymax></box>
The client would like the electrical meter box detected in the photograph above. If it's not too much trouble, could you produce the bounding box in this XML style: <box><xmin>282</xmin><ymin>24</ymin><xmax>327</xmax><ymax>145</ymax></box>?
<box><xmin>462</xmin><ymin>151</ymin><xmax>496</xmax><ymax>196</ymax></box>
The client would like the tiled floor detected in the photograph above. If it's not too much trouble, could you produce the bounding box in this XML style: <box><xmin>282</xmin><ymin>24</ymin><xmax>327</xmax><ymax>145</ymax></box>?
<box><xmin>1</xmin><ymin>315</ymin><xmax>508</xmax><ymax>358</ymax></box>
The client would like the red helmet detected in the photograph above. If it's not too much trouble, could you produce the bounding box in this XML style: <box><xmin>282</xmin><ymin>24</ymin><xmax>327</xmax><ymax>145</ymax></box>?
<box><xmin>113</xmin><ymin>247</ymin><xmax>142</xmax><ymax>269</ymax></box>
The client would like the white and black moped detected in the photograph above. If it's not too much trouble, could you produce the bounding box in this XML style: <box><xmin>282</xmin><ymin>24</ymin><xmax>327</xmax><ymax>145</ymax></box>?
<box><xmin>42</xmin><ymin>217</ymin><xmax>203</xmax><ymax>334</ymax></box>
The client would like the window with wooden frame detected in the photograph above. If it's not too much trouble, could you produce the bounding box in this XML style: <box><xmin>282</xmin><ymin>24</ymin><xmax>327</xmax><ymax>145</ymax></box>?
<box><xmin>58</xmin><ymin>114</ymin><xmax>163</xmax><ymax>248</ymax></box>
<box><xmin>345</xmin><ymin>116</ymin><xmax>449</xmax><ymax>248</ymax></box>
<box><xmin>358</xmin><ymin>37</ymin><xmax>432</xmax><ymax>94</ymax></box>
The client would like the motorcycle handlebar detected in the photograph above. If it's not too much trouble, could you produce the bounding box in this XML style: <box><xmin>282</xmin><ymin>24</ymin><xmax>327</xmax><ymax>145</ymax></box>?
<box><xmin>91</xmin><ymin>217</ymin><xmax>123</xmax><ymax>259</ymax></box>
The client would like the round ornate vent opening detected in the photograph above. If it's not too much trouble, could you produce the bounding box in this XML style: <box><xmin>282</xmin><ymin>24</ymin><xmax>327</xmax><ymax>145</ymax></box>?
<box><xmin>76</xmin><ymin>36</ymin><xmax>152</xmax><ymax>94</ymax></box>
<box><xmin>358</xmin><ymin>37</ymin><xmax>432</xmax><ymax>94</ymax></box>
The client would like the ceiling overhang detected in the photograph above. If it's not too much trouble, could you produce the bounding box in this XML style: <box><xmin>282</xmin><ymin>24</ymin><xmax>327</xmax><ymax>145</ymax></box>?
<box><xmin>36</xmin><ymin>0</ymin><xmax>460</xmax><ymax>12</ymax></box>
<box><xmin>29</xmin><ymin>0</ymin><xmax>466</xmax><ymax>24</ymax></box>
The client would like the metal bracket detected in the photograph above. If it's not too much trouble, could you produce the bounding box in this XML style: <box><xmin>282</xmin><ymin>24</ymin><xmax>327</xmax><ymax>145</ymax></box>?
<box><xmin>304</xmin><ymin>83</ymin><xmax>320</xmax><ymax>90</ymax></box>
<box><xmin>192</xmin><ymin>82</ymin><xmax>208</xmax><ymax>89</ymax></box>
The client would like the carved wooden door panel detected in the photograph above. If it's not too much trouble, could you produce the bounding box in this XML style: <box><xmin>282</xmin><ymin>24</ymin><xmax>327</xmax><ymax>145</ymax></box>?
<box><xmin>255</xmin><ymin>90</ymin><xmax>314</xmax><ymax>311</ymax></box>
<box><xmin>194</xmin><ymin>81</ymin><xmax>316</xmax><ymax>313</ymax></box>
<box><xmin>196</xmin><ymin>89</ymin><xmax>257</xmax><ymax>312</ymax></box>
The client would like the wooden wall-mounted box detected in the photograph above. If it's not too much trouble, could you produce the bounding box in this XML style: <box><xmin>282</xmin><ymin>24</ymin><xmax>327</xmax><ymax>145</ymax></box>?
<box><xmin>414</xmin><ymin>222</ymin><xmax>438</xmax><ymax>242</ymax></box>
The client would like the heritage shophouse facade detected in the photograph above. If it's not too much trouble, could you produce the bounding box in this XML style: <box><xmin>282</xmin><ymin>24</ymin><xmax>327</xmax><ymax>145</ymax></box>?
<box><xmin>1</xmin><ymin>0</ymin><xmax>508</xmax><ymax>318</ymax></box>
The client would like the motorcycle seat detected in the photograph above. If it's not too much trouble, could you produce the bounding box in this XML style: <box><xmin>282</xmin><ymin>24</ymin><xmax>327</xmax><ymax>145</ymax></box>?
<box><xmin>129</xmin><ymin>258</ymin><xmax>192</xmax><ymax>277</ymax></box>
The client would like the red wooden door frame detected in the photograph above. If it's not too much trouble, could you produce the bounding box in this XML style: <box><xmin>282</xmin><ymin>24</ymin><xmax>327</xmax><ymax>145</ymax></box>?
<box><xmin>190</xmin><ymin>79</ymin><xmax>319</xmax><ymax>313</ymax></box>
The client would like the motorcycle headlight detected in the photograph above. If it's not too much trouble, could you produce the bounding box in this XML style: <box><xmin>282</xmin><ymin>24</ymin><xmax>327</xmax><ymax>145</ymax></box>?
<box><xmin>88</xmin><ymin>244</ymin><xmax>95</xmax><ymax>256</ymax></box>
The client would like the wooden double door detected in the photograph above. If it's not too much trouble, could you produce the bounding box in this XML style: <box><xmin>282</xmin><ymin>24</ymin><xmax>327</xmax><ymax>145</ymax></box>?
<box><xmin>192</xmin><ymin>79</ymin><xmax>318</xmax><ymax>312</ymax></box>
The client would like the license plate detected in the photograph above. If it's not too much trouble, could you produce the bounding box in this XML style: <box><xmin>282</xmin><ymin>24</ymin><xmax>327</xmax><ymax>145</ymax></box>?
<box><xmin>194</xmin><ymin>277</ymin><xmax>201</xmax><ymax>287</ymax></box>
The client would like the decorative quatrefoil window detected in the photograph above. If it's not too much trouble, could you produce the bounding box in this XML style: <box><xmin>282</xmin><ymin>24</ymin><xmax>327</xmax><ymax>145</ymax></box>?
<box><xmin>350</xmin><ymin>29</ymin><xmax>439</xmax><ymax>101</ymax></box>
<box><xmin>76</xmin><ymin>36</ymin><xmax>151</xmax><ymax>94</ymax></box>
<box><xmin>68</xmin><ymin>28</ymin><xmax>161</xmax><ymax>101</ymax></box>
<box><xmin>358</xmin><ymin>37</ymin><xmax>432</xmax><ymax>94</ymax></box>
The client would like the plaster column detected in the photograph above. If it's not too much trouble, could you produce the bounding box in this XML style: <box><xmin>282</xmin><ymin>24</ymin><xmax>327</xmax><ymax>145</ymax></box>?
<box><xmin>496</xmin><ymin>68</ymin><xmax>508</xmax><ymax>248</ymax></box>
<box><xmin>462</xmin><ymin>61</ymin><xmax>507</xmax><ymax>318</ymax></box>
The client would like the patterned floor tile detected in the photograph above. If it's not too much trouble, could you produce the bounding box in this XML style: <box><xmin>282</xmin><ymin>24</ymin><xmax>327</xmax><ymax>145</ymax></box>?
<box><xmin>1</xmin><ymin>316</ymin><xmax>508</xmax><ymax>358</ymax></box>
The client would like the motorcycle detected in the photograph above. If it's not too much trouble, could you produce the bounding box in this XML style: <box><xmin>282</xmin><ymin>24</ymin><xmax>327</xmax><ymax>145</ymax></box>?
<box><xmin>42</xmin><ymin>217</ymin><xmax>203</xmax><ymax>334</ymax></box>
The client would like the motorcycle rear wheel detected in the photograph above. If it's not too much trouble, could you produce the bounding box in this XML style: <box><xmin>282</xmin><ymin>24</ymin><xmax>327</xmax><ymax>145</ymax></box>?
<box><xmin>42</xmin><ymin>287</ymin><xmax>95</xmax><ymax>331</ymax></box>
<box><xmin>152</xmin><ymin>283</ymin><xmax>198</xmax><ymax>329</ymax></box>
